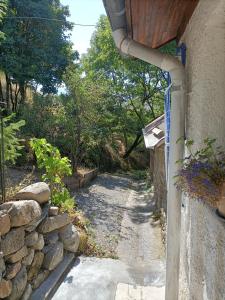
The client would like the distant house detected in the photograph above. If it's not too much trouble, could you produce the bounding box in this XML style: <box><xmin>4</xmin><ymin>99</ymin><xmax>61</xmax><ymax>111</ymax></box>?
<box><xmin>142</xmin><ymin>115</ymin><xmax>166</xmax><ymax>211</ymax></box>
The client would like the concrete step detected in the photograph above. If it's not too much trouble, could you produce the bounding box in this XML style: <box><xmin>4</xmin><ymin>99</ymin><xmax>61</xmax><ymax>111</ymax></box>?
<box><xmin>115</xmin><ymin>283</ymin><xmax>165</xmax><ymax>300</ymax></box>
<box><xmin>30</xmin><ymin>253</ymin><xmax>75</xmax><ymax>300</ymax></box>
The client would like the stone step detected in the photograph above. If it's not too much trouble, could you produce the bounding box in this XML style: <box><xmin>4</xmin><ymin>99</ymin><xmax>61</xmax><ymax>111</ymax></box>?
<box><xmin>115</xmin><ymin>283</ymin><xmax>165</xmax><ymax>300</ymax></box>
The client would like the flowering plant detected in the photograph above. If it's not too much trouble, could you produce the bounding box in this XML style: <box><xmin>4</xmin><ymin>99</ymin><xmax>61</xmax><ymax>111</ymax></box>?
<box><xmin>175</xmin><ymin>138</ymin><xmax>225</xmax><ymax>206</ymax></box>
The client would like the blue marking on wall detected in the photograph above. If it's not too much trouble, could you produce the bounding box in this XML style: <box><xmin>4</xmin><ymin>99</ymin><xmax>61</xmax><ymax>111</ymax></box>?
<box><xmin>165</xmin><ymin>43</ymin><xmax>186</xmax><ymax>182</ymax></box>
<box><xmin>164</xmin><ymin>72</ymin><xmax>171</xmax><ymax>182</ymax></box>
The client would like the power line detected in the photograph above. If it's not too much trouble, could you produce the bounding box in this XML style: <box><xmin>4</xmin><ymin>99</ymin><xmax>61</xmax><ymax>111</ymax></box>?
<box><xmin>5</xmin><ymin>16</ymin><xmax>96</xmax><ymax>27</ymax></box>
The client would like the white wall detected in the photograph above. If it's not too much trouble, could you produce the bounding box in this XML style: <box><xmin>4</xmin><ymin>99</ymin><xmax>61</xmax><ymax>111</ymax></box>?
<box><xmin>179</xmin><ymin>0</ymin><xmax>225</xmax><ymax>299</ymax></box>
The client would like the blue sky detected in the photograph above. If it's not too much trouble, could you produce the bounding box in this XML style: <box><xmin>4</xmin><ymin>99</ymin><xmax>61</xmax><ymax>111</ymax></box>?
<box><xmin>61</xmin><ymin>0</ymin><xmax>106</xmax><ymax>54</ymax></box>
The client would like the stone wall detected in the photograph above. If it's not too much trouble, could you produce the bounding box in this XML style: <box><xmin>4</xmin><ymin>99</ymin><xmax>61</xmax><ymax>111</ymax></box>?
<box><xmin>179</xmin><ymin>0</ymin><xmax>225</xmax><ymax>299</ymax></box>
<box><xmin>64</xmin><ymin>169</ymin><xmax>98</xmax><ymax>191</ymax></box>
<box><xmin>0</xmin><ymin>182</ymin><xmax>80</xmax><ymax>300</ymax></box>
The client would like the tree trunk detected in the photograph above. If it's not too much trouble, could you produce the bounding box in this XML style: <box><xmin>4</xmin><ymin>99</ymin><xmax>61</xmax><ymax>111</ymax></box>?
<box><xmin>9</xmin><ymin>81</ymin><xmax>14</xmax><ymax>112</ymax></box>
<box><xmin>14</xmin><ymin>83</ymin><xmax>20</xmax><ymax>112</ymax></box>
<box><xmin>123</xmin><ymin>131</ymin><xmax>143</xmax><ymax>159</ymax></box>
<box><xmin>0</xmin><ymin>80</ymin><xmax>4</xmax><ymax>105</ymax></box>
<box><xmin>71</xmin><ymin>151</ymin><xmax>77</xmax><ymax>174</ymax></box>
<box><xmin>19</xmin><ymin>82</ymin><xmax>26</xmax><ymax>106</ymax></box>
<box><xmin>5</xmin><ymin>74</ymin><xmax>10</xmax><ymax>112</ymax></box>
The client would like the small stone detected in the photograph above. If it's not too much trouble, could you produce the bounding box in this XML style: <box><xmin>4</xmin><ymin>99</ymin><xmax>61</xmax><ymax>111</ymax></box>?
<box><xmin>27</xmin><ymin>252</ymin><xmax>44</xmax><ymax>282</ymax></box>
<box><xmin>49</xmin><ymin>206</ymin><xmax>59</xmax><ymax>216</ymax></box>
<box><xmin>0</xmin><ymin>279</ymin><xmax>12</xmax><ymax>298</ymax></box>
<box><xmin>43</xmin><ymin>231</ymin><xmax>59</xmax><ymax>245</ymax></box>
<box><xmin>25</xmin><ymin>231</ymin><xmax>39</xmax><ymax>247</ymax></box>
<box><xmin>7</xmin><ymin>266</ymin><xmax>27</xmax><ymax>300</ymax></box>
<box><xmin>59</xmin><ymin>224</ymin><xmax>80</xmax><ymax>253</ymax></box>
<box><xmin>1</xmin><ymin>228</ymin><xmax>25</xmax><ymax>256</ymax></box>
<box><xmin>42</xmin><ymin>242</ymin><xmax>63</xmax><ymax>271</ymax></box>
<box><xmin>22</xmin><ymin>248</ymin><xmax>34</xmax><ymax>266</ymax></box>
<box><xmin>31</xmin><ymin>270</ymin><xmax>49</xmax><ymax>289</ymax></box>
<box><xmin>5</xmin><ymin>262</ymin><xmax>22</xmax><ymax>280</ymax></box>
<box><xmin>6</xmin><ymin>246</ymin><xmax>28</xmax><ymax>263</ymax></box>
<box><xmin>32</xmin><ymin>234</ymin><xmax>44</xmax><ymax>251</ymax></box>
<box><xmin>38</xmin><ymin>213</ymin><xmax>71</xmax><ymax>233</ymax></box>
<box><xmin>14</xmin><ymin>182</ymin><xmax>50</xmax><ymax>204</ymax></box>
<box><xmin>21</xmin><ymin>284</ymin><xmax>32</xmax><ymax>300</ymax></box>
<box><xmin>0</xmin><ymin>211</ymin><xmax>10</xmax><ymax>236</ymax></box>
<box><xmin>0</xmin><ymin>252</ymin><xmax>5</xmax><ymax>280</ymax></box>
<box><xmin>25</xmin><ymin>204</ymin><xmax>49</xmax><ymax>232</ymax></box>
<box><xmin>0</xmin><ymin>200</ymin><xmax>42</xmax><ymax>227</ymax></box>
<box><xmin>42</xmin><ymin>244</ymin><xmax>54</xmax><ymax>255</ymax></box>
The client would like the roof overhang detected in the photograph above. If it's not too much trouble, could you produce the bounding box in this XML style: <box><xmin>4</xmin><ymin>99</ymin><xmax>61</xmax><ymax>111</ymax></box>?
<box><xmin>142</xmin><ymin>115</ymin><xmax>165</xmax><ymax>149</ymax></box>
<box><xmin>103</xmin><ymin>0</ymin><xmax>199</xmax><ymax>49</ymax></box>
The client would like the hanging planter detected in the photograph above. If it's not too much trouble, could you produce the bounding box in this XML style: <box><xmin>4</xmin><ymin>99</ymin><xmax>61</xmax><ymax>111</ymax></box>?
<box><xmin>175</xmin><ymin>138</ymin><xmax>225</xmax><ymax>217</ymax></box>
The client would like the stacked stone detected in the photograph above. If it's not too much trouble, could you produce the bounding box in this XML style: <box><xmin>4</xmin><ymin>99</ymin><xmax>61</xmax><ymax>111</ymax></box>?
<box><xmin>0</xmin><ymin>182</ymin><xmax>80</xmax><ymax>300</ymax></box>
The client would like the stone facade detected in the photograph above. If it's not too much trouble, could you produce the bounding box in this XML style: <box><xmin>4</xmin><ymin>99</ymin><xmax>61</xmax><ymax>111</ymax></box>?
<box><xmin>0</xmin><ymin>182</ymin><xmax>80</xmax><ymax>299</ymax></box>
<box><xmin>179</xmin><ymin>0</ymin><xmax>225</xmax><ymax>299</ymax></box>
<box><xmin>143</xmin><ymin>115</ymin><xmax>167</xmax><ymax>212</ymax></box>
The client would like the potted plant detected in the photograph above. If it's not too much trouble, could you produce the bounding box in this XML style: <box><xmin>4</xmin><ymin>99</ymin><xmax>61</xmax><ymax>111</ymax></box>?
<box><xmin>175</xmin><ymin>138</ymin><xmax>225</xmax><ymax>218</ymax></box>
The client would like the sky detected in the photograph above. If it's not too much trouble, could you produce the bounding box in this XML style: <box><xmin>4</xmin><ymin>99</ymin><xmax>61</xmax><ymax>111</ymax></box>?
<box><xmin>61</xmin><ymin>0</ymin><xmax>106</xmax><ymax>55</ymax></box>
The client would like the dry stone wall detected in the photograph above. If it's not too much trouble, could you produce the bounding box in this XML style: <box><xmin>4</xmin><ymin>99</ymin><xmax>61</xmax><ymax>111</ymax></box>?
<box><xmin>0</xmin><ymin>182</ymin><xmax>80</xmax><ymax>300</ymax></box>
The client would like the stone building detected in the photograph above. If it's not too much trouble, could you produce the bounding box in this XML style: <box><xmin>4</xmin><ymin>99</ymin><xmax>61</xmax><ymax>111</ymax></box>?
<box><xmin>103</xmin><ymin>0</ymin><xmax>225</xmax><ymax>299</ymax></box>
<box><xmin>142</xmin><ymin>115</ymin><xmax>167</xmax><ymax>212</ymax></box>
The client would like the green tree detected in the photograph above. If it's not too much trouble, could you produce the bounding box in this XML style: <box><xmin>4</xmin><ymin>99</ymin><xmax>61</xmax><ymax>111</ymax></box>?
<box><xmin>0</xmin><ymin>0</ymin><xmax>75</xmax><ymax>111</ymax></box>
<box><xmin>19</xmin><ymin>15</ymin><xmax>174</xmax><ymax>171</ymax></box>
<box><xmin>59</xmin><ymin>64</ymin><xmax>107</xmax><ymax>171</ymax></box>
<box><xmin>82</xmin><ymin>15</ymin><xmax>169</xmax><ymax>158</ymax></box>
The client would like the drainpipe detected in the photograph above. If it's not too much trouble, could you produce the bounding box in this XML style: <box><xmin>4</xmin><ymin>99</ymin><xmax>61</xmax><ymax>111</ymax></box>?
<box><xmin>112</xmin><ymin>29</ymin><xmax>185</xmax><ymax>300</ymax></box>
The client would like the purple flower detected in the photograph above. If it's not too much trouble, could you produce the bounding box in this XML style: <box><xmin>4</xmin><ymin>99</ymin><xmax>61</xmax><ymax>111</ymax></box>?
<box><xmin>202</xmin><ymin>178</ymin><xmax>211</xmax><ymax>186</ymax></box>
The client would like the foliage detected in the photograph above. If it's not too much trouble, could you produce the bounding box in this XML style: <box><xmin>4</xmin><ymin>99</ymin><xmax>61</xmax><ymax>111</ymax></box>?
<box><xmin>130</xmin><ymin>169</ymin><xmax>148</xmax><ymax>181</ymax></box>
<box><xmin>0</xmin><ymin>0</ymin><xmax>76</xmax><ymax>111</ymax></box>
<box><xmin>0</xmin><ymin>0</ymin><xmax>7</xmax><ymax>19</ymax></box>
<box><xmin>175</xmin><ymin>138</ymin><xmax>225</xmax><ymax>206</ymax></box>
<box><xmin>1</xmin><ymin>113</ymin><xmax>25</xmax><ymax>164</ymax></box>
<box><xmin>19</xmin><ymin>94</ymin><xmax>65</xmax><ymax>142</ymax></box>
<box><xmin>30</xmin><ymin>138</ymin><xmax>74</xmax><ymax>210</ymax></box>
<box><xmin>62</xmin><ymin>64</ymin><xmax>112</xmax><ymax>171</ymax></box>
<box><xmin>18</xmin><ymin>14</ymin><xmax>174</xmax><ymax>172</ymax></box>
<box><xmin>19</xmin><ymin>91</ymin><xmax>97</xmax><ymax>169</ymax></box>
<box><xmin>0</xmin><ymin>0</ymin><xmax>7</xmax><ymax>41</ymax></box>
<box><xmin>81</xmin><ymin>16</ymin><xmax>170</xmax><ymax>160</ymax></box>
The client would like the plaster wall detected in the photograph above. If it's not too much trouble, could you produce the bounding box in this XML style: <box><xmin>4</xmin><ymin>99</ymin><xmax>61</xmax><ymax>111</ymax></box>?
<box><xmin>152</xmin><ymin>144</ymin><xmax>167</xmax><ymax>211</ymax></box>
<box><xmin>179</xmin><ymin>0</ymin><xmax>225</xmax><ymax>299</ymax></box>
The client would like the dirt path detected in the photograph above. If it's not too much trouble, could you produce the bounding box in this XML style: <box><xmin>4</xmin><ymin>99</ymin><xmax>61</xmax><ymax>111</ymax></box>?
<box><xmin>53</xmin><ymin>173</ymin><xmax>165</xmax><ymax>300</ymax></box>
<box><xmin>74</xmin><ymin>173</ymin><xmax>134</xmax><ymax>255</ymax></box>
<box><xmin>117</xmin><ymin>183</ymin><xmax>165</xmax><ymax>286</ymax></box>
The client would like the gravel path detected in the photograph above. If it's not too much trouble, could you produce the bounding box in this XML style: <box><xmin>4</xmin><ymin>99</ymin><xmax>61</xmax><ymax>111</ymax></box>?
<box><xmin>74</xmin><ymin>174</ymin><xmax>165</xmax><ymax>269</ymax></box>
<box><xmin>74</xmin><ymin>173</ymin><xmax>134</xmax><ymax>254</ymax></box>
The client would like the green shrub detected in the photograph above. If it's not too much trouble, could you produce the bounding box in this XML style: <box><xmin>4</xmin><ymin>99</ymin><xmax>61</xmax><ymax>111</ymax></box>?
<box><xmin>1</xmin><ymin>114</ymin><xmax>25</xmax><ymax>164</ymax></box>
<box><xmin>131</xmin><ymin>169</ymin><xmax>148</xmax><ymax>181</ymax></box>
<box><xmin>51</xmin><ymin>187</ymin><xmax>74</xmax><ymax>212</ymax></box>
<box><xmin>30</xmin><ymin>138</ymin><xmax>75</xmax><ymax>211</ymax></box>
